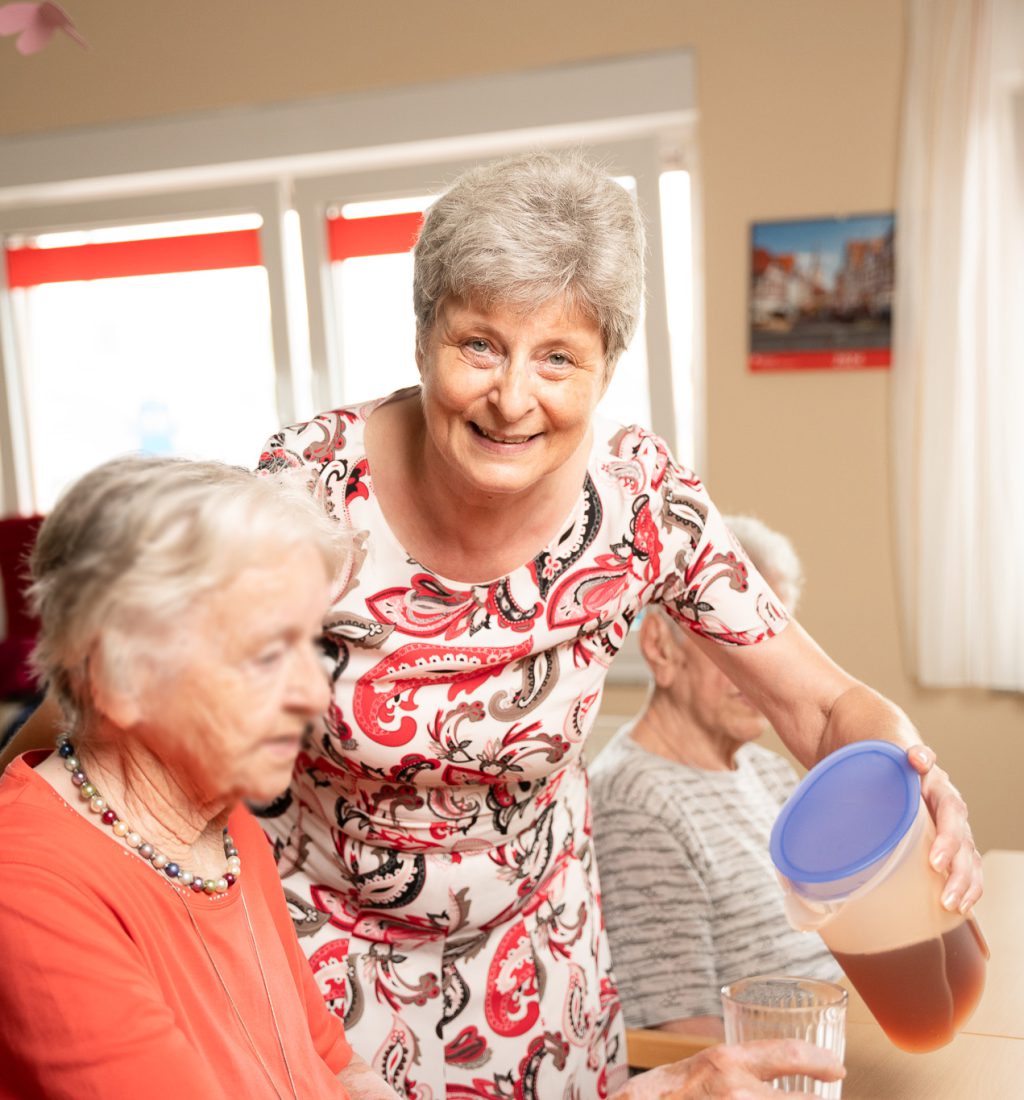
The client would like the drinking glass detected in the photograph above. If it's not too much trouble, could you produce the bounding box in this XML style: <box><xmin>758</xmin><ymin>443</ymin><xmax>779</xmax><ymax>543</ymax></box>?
<box><xmin>721</xmin><ymin>975</ymin><xmax>847</xmax><ymax>1097</ymax></box>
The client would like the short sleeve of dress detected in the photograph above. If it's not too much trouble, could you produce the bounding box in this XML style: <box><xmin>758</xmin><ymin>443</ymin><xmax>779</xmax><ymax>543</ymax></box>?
<box><xmin>255</xmin><ymin>412</ymin><xmax>371</xmax><ymax>599</ymax></box>
<box><xmin>612</xmin><ymin>425</ymin><xmax>789</xmax><ymax>646</ymax></box>
<box><xmin>257</xmin><ymin>413</ymin><xmax>346</xmax><ymax>477</ymax></box>
<box><xmin>256</xmin><ymin>392</ymin><xmax>408</xmax><ymax>482</ymax></box>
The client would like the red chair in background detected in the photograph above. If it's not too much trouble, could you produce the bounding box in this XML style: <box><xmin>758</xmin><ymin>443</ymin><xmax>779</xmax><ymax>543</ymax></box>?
<box><xmin>0</xmin><ymin>514</ymin><xmax>44</xmax><ymax>699</ymax></box>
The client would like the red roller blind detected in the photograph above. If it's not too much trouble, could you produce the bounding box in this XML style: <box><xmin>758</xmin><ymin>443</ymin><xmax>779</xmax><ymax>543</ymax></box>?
<box><xmin>327</xmin><ymin>212</ymin><xmax>424</xmax><ymax>262</ymax></box>
<box><xmin>5</xmin><ymin>229</ymin><xmax>263</xmax><ymax>289</ymax></box>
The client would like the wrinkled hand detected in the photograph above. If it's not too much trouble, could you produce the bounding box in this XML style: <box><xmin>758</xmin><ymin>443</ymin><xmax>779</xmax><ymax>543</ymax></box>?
<box><xmin>612</xmin><ymin>1039</ymin><xmax>844</xmax><ymax>1099</ymax></box>
<box><xmin>907</xmin><ymin>745</ymin><xmax>983</xmax><ymax>913</ymax></box>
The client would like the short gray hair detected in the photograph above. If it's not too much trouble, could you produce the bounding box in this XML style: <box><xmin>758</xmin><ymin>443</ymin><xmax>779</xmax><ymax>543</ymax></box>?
<box><xmin>30</xmin><ymin>455</ymin><xmax>349</xmax><ymax>730</ymax></box>
<box><xmin>413</xmin><ymin>150</ymin><xmax>645</xmax><ymax>369</ymax></box>
<box><xmin>723</xmin><ymin>514</ymin><xmax>804</xmax><ymax>613</ymax></box>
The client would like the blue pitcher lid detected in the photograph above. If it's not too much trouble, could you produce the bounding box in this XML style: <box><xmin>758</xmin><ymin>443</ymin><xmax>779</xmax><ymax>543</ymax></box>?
<box><xmin>769</xmin><ymin>740</ymin><xmax>921</xmax><ymax>886</ymax></box>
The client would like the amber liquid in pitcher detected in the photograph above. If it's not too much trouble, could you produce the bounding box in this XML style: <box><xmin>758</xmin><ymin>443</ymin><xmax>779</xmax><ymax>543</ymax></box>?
<box><xmin>833</xmin><ymin>916</ymin><xmax>989</xmax><ymax>1052</ymax></box>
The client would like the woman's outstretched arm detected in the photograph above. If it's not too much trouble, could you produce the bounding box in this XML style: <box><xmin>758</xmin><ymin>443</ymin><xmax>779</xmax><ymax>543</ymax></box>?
<box><xmin>692</xmin><ymin>620</ymin><xmax>982</xmax><ymax>914</ymax></box>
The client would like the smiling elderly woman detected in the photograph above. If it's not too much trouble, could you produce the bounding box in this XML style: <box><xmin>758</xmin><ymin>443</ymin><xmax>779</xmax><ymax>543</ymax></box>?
<box><xmin>0</xmin><ymin>457</ymin><xmax>399</xmax><ymax>1099</ymax></box>
<box><xmin>247</xmin><ymin>152</ymin><xmax>980</xmax><ymax>1099</ymax></box>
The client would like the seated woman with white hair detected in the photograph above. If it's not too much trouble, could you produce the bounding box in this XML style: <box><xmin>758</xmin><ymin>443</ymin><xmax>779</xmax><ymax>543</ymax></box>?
<box><xmin>0</xmin><ymin>457</ymin><xmax>399</xmax><ymax>1099</ymax></box>
<box><xmin>590</xmin><ymin>516</ymin><xmax>843</xmax><ymax>1041</ymax></box>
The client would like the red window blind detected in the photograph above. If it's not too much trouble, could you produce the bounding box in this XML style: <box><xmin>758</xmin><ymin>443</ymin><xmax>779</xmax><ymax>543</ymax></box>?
<box><xmin>5</xmin><ymin>229</ymin><xmax>263</xmax><ymax>289</ymax></box>
<box><xmin>327</xmin><ymin>212</ymin><xmax>424</xmax><ymax>262</ymax></box>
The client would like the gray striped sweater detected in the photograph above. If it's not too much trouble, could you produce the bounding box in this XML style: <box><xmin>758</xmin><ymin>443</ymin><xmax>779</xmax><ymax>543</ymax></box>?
<box><xmin>589</xmin><ymin>726</ymin><xmax>841</xmax><ymax>1027</ymax></box>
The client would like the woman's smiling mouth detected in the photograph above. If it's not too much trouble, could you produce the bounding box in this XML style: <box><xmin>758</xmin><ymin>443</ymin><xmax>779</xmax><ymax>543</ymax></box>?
<box><xmin>470</xmin><ymin>422</ymin><xmax>541</xmax><ymax>446</ymax></box>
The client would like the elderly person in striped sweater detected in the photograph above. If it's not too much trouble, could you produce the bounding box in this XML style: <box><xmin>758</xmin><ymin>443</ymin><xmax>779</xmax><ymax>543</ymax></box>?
<box><xmin>590</xmin><ymin>516</ymin><xmax>842</xmax><ymax>1041</ymax></box>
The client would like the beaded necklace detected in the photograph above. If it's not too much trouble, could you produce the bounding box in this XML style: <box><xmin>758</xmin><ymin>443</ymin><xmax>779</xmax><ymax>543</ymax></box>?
<box><xmin>57</xmin><ymin>736</ymin><xmax>242</xmax><ymax>894</ymax></box>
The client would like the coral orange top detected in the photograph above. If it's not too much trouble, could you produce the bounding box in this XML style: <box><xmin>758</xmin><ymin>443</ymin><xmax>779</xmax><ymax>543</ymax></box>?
<box><xmin>0</xmin><ymin>752</ymin><xmax>352</xmax><ymax>1099</ymax></box>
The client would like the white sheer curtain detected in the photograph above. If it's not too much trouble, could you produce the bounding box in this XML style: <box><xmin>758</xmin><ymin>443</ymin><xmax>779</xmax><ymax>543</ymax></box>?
<box><xmin>893</xmin><ymin>0</ymin><xmax>1024</xmax><ymax>690</ymax></box>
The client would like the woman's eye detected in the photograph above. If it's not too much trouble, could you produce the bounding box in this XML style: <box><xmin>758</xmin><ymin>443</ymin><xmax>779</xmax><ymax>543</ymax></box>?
<box><xmin>547</xmin><ymin>352</ymin><xmax>571</xmax><ymax>368</ymax></box>
<box><xmin>467</xmin><ymin>339</ymin><xmax>491</xmax><ymax>354</ymax></box>
<box><xmin>256</xmin><ymin>646</ymin><xmax>285</xmax><ymax>667</ymax></box>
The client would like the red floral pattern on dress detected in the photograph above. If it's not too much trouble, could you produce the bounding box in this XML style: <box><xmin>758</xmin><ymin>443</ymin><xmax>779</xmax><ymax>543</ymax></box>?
<box><xmin>256</xmin><ymin>391</ymin><xmax>788</xmax><ymax>1098</ymax></box>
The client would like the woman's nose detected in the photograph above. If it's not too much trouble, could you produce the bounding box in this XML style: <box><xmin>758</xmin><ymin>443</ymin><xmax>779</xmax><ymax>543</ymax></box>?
<box><xmin>291</xmin><ymin>642</ymin><xmax>331</xmax><ymax>717</ymax></box>
<box><xmin>489</xmin><ymin>359</ymin><xmax>536</xmax><ymax>422</ymax></box>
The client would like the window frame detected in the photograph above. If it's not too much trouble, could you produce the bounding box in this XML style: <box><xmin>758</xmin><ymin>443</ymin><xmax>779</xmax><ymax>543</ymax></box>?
<box><xmin>0</xmin><ymin>52</ymin><xmax>703</xmax><ymax>508</ymax></box>
<box><xmin>0</xmin><ymin>183</ymin><xmax>298</xmax><ymax>513</ymax></box>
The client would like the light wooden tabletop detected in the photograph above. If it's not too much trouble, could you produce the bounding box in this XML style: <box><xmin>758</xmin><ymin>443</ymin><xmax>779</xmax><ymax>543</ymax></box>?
<box><xmin>841</xmin><ymin>849</ymin><xmax>1024</xmax><ymax>1098</ymax></box>
<box><xmin>843</xmin><ymin>1025</ymin><xmax>1024</xmax><ymax>1099</ymax></box>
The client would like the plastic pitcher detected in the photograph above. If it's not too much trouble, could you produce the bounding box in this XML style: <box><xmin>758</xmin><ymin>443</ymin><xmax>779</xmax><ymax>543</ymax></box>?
<box><xmin>769</xmin><ymin>740</ymin><xmax>988</xmax><ymax>1053</ymax></box>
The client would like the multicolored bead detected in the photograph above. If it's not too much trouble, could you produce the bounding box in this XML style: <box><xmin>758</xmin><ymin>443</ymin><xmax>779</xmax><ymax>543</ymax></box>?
<box><xmin>58</xmin><ymin>736</ymin><xmax>241</xmax><ymax>896</ymax></box>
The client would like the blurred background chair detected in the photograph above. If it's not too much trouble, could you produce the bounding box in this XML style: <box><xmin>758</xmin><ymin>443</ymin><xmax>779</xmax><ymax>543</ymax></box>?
<box><xmin>0</xmin><ymin>514</ymin><xmax>44</xmax><ymax>749</ymax></box>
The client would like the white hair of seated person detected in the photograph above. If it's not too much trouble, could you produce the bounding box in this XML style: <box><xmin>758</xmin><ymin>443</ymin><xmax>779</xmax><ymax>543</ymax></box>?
<box><xmin>29</xmin><ymin>455</ymin><xmax>349</xmax><ymax>735</ymax></box>
<box><xmin>722</xmin><ymin>513</ymin><xmax>803</xmax><ymax>614</ymax></box>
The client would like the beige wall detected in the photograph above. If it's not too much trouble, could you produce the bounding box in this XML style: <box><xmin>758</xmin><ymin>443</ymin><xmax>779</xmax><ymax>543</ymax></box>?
<box><xmin>3</xmin><ymin>1</ymin><xmax>1021</xmax><ymax>849</ymax></box>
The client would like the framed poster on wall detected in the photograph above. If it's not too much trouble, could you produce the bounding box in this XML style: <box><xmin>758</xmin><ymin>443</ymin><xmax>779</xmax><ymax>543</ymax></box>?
<box><xmin>749</xmin><ymin>213</ymin><xmax>894</xmax><ymax>371</ymax></box>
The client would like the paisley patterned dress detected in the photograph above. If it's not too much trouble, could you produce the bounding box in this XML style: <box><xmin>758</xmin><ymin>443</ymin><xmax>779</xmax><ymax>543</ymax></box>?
<box><xmin>255</xmin><ymin>390</ymin><xmax>788</xmax><ymax>1100</ymax></box>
